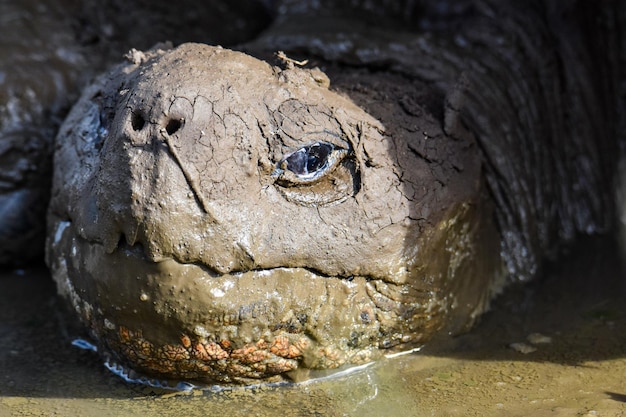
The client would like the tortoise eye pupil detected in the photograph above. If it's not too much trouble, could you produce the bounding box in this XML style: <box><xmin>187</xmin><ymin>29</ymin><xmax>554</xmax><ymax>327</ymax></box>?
<box><xmin>306</xmin><ymin>143</ymin><xmax>332</xmax><ymax>173</ymax></box>
<box><xmin>284</xmin><ymin>142</ymin><xmax>334</xmax><ymax>177</ymax></box>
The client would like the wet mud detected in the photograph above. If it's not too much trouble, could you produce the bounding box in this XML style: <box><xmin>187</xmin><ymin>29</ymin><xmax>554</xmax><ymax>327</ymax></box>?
<box><xmin>46</xmin><ymin>42</ymin><xmax>502</xmax><ymax>384</ymax></box>
<box><xmin>1</xmin><ymin>237</ymin><xmax>625</xmax><ymax>416</ymax></box>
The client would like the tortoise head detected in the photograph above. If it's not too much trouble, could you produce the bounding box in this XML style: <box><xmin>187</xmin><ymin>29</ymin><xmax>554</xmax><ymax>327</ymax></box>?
<box><xmin>46</xmin><ymin>43</ymin><xmax>500</xmax><ymax>385</ymax></box>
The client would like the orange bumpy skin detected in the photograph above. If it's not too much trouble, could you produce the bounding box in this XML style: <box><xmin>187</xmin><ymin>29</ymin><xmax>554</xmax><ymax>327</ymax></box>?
<box><xmin>46</xmin><ymin>43</ymin><xmax>502</xmax><ymax>385</ymax></box>
<box><xmin>117</xmin><ymin>327</ymin><xmax>306</xmax><ymax>382</ymax></box>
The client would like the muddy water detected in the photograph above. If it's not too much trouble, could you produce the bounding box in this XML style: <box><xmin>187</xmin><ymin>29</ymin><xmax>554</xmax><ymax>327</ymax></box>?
<box><xmin>1</xmin><ymin>237</ymin><xmax>625</xmax><ymax>417</ymax></box>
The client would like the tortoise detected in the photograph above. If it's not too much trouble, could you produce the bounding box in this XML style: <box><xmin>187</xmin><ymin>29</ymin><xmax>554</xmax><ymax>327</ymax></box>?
<box><xmin>2</xmin><ymin>0</ymin><xmax>625</xmax><ymax>386</ymax></box>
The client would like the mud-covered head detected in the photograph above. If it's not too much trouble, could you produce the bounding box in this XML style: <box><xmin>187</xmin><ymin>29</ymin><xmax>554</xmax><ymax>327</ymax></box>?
<box><xmin>46</xmin><ymin>43</ymin><xmax>498</xmax><ymax>385</ymax></box>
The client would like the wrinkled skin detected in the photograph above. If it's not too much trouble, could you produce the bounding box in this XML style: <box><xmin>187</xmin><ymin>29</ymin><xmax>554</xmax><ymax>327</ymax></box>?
<box><xmin>46</xmin><ymin>44</ymin><xmax>500</xmax><ymax>384</ymax></box>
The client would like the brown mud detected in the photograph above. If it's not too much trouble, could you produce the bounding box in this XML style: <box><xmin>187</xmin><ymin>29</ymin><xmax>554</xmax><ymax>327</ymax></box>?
<box><xmin>1</xmin><ymin>236</ymin><xmax>625</xmax><ymax>416</ymax></box>
<box><xmin>45</xmin><ymin>43</ymin><xmax>502</xmax><ymax>383</ymax></box>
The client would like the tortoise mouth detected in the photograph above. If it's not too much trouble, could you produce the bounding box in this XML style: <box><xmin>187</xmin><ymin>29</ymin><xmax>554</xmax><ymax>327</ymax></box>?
<box><xmin>112</xmin><ymin>234</ymin><xmax>362</xmax><ymax>283</ymax></box>
<box><xmin>49</xmin><ymin>219</ymin><xmax>427</xmax><ymax>384</ymax></box>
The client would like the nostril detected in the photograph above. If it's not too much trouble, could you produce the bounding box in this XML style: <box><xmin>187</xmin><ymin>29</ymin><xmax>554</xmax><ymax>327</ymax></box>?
<box><xmin>165</xmin><ymin>118</ymin><xmax>182</xmax><ymax>135</ymax></box>
<box><xmin>131</xmin><ymin>112</ymin><xmax>145</xmax><ymax>131</ymax></box>
<box><xmin>115</xmin><ymin>233</ymin><xmax>146</xmax><ymax>256</ymax></box>
<box><xmin>115</xmin><ymin>233</ymin><xmax>130</xmax><ymax>251</ymax></box>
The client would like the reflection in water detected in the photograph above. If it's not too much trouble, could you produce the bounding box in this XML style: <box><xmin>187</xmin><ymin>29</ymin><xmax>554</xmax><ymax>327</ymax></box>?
<box><xmin>71</xmin><ymin>338</ymin><xmax>97</xmax><ymax>352</ymax></box>
<box><xmin>104</xmin><ymin>360</ymin><xmax>197</xmax><ymax>393</ymax></box>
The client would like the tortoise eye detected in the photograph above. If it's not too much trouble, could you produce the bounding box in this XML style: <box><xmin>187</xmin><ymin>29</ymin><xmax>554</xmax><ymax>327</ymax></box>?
<box><xmin>273</xmin><ymin>141</ymin><xmax>347</xmax><ymax>184</ymax></box>
<box><xmin>272</xmin><ymin>141</ymin><xmax>358</xmax><ymax>206</ymax></box>
<box><xmin>281</xmin><ymin>142</ymin><xmax>334</xmax><ymax>180</ymax></box>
